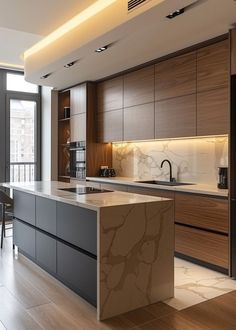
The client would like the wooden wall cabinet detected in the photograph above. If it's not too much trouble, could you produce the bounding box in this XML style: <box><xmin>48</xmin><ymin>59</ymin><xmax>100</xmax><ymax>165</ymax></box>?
<box><xmin>155</xmin><ymin>52</ymin><xmax>196</xmax><ymax>100</ymax></box>
<box><xmin>70</xmin><ymin>113</ymin><xmax>86</xmax><ymax>142</ymax></box>
<box><xmin>70</xmin><ymin>84</ymin><xmax>87</xmax><ymax>115</ymax></box>
<box><xmin>197</xmin><ymin>87</ymin><xmax>229</xmax><ymax>136</ymax></box>
<box><xmin>97</xmin><ymin>109</ymin><xmax>123</xmax><ymax>142</ymax></box>
<box><xmin>124</xmin><ymin>103</ymin><xmax>154</xmax><ymax>141</ymax></box>
<box><xmin>97</xmin><ymin>77</ymin><xmax>123</xmax><ymax>112</ymax></box>
<box><xmin>124</xmin><ymin>66</ymin><xmax>154</xmax><ymax>107</ymax></box>
<box><xmin>197</xmin><ymin>40</ymin><xmax>229</xmax><ymax>92</ymax></box>
<box><xmin>155</xmin><ymin>94</ymin><xmax>196</xmax><ymax>139</ymax></box>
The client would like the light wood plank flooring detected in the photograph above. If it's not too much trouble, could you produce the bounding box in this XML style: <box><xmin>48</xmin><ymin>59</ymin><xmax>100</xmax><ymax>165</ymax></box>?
<box><xmin>1</xmin><ymin>234</ymin><xmax>236</xmax><ymax>329</ymax></box>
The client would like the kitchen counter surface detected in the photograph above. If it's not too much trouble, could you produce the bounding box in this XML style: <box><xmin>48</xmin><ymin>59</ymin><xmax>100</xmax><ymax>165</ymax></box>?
<box><xmin>2</xmin><ymin>181</ymin><xmax>170</xmax><ymax>211</ymax></box>
<box><xmin>87</xmin><ymin>176</ymin><xmax>228</xmax><ymax>197</ymax></box>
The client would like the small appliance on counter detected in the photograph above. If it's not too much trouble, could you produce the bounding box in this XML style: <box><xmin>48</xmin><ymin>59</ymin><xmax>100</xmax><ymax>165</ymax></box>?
<box><xmin>217</xmin><ymin>167</ymin><xmax>228</xmax><ymax>189</ymax></box>
<box><xmin>99</xmin><ymin>166</ymin><xmax>116</xmax><ymax>177</ymax></box>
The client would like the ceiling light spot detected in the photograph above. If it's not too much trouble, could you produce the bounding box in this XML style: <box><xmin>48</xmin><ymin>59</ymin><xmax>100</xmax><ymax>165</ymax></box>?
<box><xmin>95</xmin><ymin>45</ymin><xmax>108</xmax><ymax>53</ymax></box>
<box><xmin>166</xmin><ymin>7</ymin><xmax>185</xmax><ymax>19</ymax></box>
<box><xmin>64</xmin><ymin>61</ymin><xmax>76</xmax><ymax>68</ymax></box>
<box><xmin>40</xmin><ymin>73</ymin><xmax>51</xmax><ymax>79</ymax></box>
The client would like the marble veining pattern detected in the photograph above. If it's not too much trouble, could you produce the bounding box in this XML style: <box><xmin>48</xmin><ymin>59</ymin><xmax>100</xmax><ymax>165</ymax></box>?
<box><xmin>165</xmin><ymin>258</ymin><xmax>236</xmax><ymax>310</ymax></box>
<box><xmin>98</xmin><ymin>200</ymin><xmax>174</xmax><ymax>320</ymax></box>
<box><xmin>112</xmin><ymin>136</ymin><xmax>228</xmax><ymax>185</ymax></box>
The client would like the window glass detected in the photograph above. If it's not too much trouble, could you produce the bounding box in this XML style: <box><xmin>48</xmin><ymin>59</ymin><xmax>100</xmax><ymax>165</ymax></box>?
<box><xmin>7</xmin><ymin>73</ymin><xmax>38</xmax><ymax>93</ymax></box>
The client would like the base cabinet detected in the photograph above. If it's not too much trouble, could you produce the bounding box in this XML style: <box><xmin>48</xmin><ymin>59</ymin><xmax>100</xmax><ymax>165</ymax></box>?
<box><xmin>36</xmin><ymin>231</ymin><xmax>57</xmax><ymax>274</ymax></box>
<box><xmin>14</xmin><ymin>219</ymin><xmax>36</xmax><ymax>259</ymax></box>
<box><xmin>57</xmin><ymin>242</ymin><xmax>97</xmax><ymax>305</ymax></box>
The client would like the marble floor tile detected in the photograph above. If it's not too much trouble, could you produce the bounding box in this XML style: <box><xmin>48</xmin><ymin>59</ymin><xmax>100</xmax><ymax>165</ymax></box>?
<box><xmin>165</xmin><ymin>258</ymin><xmax>236</xmax><ymax>310</ymax></box>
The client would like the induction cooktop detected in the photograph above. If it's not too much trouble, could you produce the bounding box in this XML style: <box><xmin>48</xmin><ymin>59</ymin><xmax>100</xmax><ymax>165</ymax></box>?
<box><xmin>59</xmin><ymin>187</ymin><xmax>113</xmax><ymax>195</ymax></box>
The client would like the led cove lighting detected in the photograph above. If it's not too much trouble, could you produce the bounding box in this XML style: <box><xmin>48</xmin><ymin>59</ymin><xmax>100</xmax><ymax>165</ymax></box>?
<box><xmin>0</xmin><ymin>62</ymin><xmax>24</xmax><ymax>70</ymax></box>
<box><xmin>24</xmin><ymin>0</ymin><xmax>117</xmax><ymax>59</ymax></box>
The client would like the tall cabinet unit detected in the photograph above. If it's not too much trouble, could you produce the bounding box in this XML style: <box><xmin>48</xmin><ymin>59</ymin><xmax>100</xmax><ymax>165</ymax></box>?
<box><xmin>58</xmin><ymin>90</ymin><xmax>71</xmax><ymax>183</ymax></box>
<box><xmin>58</xmin><ymin>83</ymin><xmax>112</xmax><ymax>182</ymax></box>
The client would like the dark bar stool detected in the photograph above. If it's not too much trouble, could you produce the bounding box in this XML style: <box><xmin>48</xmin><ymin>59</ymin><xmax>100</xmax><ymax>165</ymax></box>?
<box><xmin>0</xmin><ymin>190</ymin><xmax>13</xmax><ymax>249</ymax></box>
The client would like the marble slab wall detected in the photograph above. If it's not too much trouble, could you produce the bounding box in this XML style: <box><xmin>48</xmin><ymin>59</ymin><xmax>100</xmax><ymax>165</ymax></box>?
<box><xmin>112</xmin><ymin>136</ymin><xmax>228</xmax><ymax>185</ymax></box>
<box><xmin>98</xmin><ymin>199</ymin><xmax>174</xmax><ymax>320</ymax></box>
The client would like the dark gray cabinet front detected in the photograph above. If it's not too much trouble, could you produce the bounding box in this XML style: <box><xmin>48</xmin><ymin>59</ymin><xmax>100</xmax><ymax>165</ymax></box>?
<box><xmin>14</xmin><ymin>191</ymin><xmax>36</xmax><ymax>225</ymax></box>
<box><xmin>36</xmin><ymin>197</ymin><xmax>56</xmax><ymax>235</ymax></box>
<box><xmin>13</xmin><ymin>219</ymin><xmax>35</xmax><ymax>258</ymax></box>
<box><xmin>57</xmin><ymin>202</ymin><xmax>97</xmax><ymax>255</ymax></box>
<box><xmin>57</xmin><ymin>242</ymin><xmax>97</xmax><ymax>305</ymax></box>
<box><xmin>36</xmin><ymin>231</ymin><xmax>56</xmax><ymax>274</ymax></box>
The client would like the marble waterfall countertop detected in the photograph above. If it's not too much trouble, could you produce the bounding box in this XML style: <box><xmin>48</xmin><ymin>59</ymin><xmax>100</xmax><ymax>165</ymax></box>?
<box><xmin>87</xmin><ymin>176</ymin><xmax>228</xmax><ymax>197</ymax></box>
<box><xmin>1</xmin><ymin>181</ymin><xmax>171</xmax><ymax>211</ymax></box>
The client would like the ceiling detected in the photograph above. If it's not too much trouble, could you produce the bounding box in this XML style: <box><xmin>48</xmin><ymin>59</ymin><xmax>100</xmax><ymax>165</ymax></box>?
<box><xmin>1</xmin><ymin>0</ymin><xmax>236</xmax><ymax>87</ymax></box>
<box><xmin>0</xmin><ymin>0</ymin><xmax>95</xmax><ymax>68</ymax></box>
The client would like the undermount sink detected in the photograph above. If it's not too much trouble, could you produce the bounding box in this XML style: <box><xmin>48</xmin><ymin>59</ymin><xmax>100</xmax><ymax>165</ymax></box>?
<box><xmin>135</xmin><ymin>180</ymin><xmax>194</xmax><ymax>186</ymax></box>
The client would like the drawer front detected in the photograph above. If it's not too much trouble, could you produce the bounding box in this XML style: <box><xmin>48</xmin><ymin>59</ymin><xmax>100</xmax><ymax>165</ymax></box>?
<box><xmin>175</xmin><ymin>224</ymin><xmax>228</xmax><ymax>269</ymax></box>
<box><xmin>14</xmin><ymin>219</ymin><xmax>35</xmax><ymax>259</ymax></box>
<box><xmin>57</xmin><ymin>242</ymin><xmax>97</xmax><ymax>305</ymax></box>
<box><xmin>14</xmin><ymin>191</ymin><xmax>36</xmax><ymax>225</ymax></box>
<box><xmin>36</xmin><ymin>197</ymin><xmax>57</xmax><ymax>235</ymax></box>
<box><xmin>100</xmin><ymin>183</ymin><xmax>128</xmax><ymax>192</ymax></box>
<box><xmin>127</xmin><ymin>186</ymin><xmax>174</xmax><ymax>199</ymax></box>
<box><xmin>57</xmin><ymin>202</ymin><xmax>97</xmax><ymax>255</ymax></box>
<box><xmin>175</xmin><ymin>193</ymin><xmax>229</xmax><ymax>233</ymax></box>
<box><xmin>36</xmin><ymin>231</ymin><xmax>56</xmax><ymax>274</ymax></box>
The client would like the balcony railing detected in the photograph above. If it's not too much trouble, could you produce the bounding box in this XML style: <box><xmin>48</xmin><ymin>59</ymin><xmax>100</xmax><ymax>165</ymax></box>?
<box><xmin>10</xmin><ymin>162</ymin><xmax>36</xmax><ymax>182</ymax></box>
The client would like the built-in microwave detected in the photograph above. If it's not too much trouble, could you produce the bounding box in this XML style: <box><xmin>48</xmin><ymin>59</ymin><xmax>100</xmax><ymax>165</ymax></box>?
<box><xmin>70</xmin><ymin>141</ymin><xmax>86</xmax><ymax>180</ymax></box>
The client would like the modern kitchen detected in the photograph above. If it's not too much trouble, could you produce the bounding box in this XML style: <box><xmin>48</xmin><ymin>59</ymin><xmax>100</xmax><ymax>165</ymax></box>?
<box><xmin>0</xmin><ymin>0</ymin><xmax>236</xmax><ymax>329</ymax></box>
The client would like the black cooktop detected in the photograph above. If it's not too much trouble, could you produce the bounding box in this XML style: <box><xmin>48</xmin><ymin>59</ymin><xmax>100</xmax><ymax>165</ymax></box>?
<box><xmin>59</xmin><ymin>187</ymin><xmax>113</xmax><ymax>195</ymax></box>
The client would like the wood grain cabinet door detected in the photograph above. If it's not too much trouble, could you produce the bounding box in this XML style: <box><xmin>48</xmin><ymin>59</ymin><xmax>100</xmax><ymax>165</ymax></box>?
<box><xmin>155</xmin><ymin>94</ymin><xmax>196</xmax><ymax>139</ymax></box>
<box><xmin>197</xmin><ymin>39</ymin><xmax>229</xmax><ymax>92</ymax></box>
<box><xmin>175</xmin><ymin>193</ymin><xmax>229</xmax><ymax>234</ymax></box>
<box><xmin>155</xmin><ymin>52</ymin><xmax>196</xmax><ymax>101</ymax></box>
<box><xmin>124</xmin><ymin>103</ymin><xmax>155</xmax><ymax>141</ymax></box>
<box><xmin>97</xmin><ymin>109</ymin><xmax>123</xmax><ymax>142</ymax></box>
<box><xmin>197</xmin><ymin>87</ymin><xmax>229</xmax><ymax>136</ymax></box>
<box><xmin>124</xmin><ymin>66</ymin><xmax>154</xmax><ymax>107</ymax></box>
<box><xmin>97</xmin><ymin>77</ymin><xmax>123</xmax><ymax>112</ymax></box>
<box><xmin>70</xmin><ymin>113</ymin><xmax>86</xmax><ymax>142</ymax></box>
<box><xmin>70</xmin><ymin>84</ymin><xmax>87</xmax><ymax>115</ymax></box>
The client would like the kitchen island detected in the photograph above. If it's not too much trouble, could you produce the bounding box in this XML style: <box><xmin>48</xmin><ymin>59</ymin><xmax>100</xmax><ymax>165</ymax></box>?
<box><xmin>2</xmin><ymin>181</ymin><xmax>174</xmax><ymax>320</ymax></box>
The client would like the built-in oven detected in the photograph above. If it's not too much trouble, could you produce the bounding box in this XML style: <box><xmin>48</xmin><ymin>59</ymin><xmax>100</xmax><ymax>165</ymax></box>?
<box><xmin>70</xmin><ymin>141</ymin><xmax>86</xmax><ymax>180</ymax></box>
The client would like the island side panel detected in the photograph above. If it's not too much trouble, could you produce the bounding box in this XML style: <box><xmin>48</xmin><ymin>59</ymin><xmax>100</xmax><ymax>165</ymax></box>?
<box><xmin>98</xmin><ymin>200</ymin><xmax>174</xmax><ymax>320</ymax></box>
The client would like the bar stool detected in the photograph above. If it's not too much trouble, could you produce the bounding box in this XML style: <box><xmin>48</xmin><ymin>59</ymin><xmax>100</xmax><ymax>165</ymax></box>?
<box><xmin>0</xmin><ymin>190</ymin><xmax>13</xmax><ymax>249</ymax></box>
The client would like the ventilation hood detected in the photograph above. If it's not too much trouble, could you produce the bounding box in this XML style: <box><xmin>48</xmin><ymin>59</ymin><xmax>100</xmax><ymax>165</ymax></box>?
<box><xmin>24</xmin><ymin>0</ymin><xmax>201</xmax><ymax>89</ymax></box>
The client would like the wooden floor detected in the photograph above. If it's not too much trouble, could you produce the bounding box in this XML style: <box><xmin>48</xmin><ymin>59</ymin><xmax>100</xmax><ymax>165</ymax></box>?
<box><xmin>1</xmin><ymin>235</ymin><xmax>236</xmax><ymax>329</ymax></box>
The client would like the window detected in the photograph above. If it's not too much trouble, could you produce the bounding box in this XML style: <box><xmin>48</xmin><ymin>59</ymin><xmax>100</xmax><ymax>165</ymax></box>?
<box><xmin>6</xmin><ymin>73</ymin><xmax>38</xmax><ymax>93</ymax></box>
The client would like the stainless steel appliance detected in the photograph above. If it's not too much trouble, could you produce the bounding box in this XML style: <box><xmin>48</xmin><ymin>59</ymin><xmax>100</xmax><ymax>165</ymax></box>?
<box><xmin>70</xmin><ymin>141</ymin><xmax>86</xmax><ymax>180</ymax></box>
<box><xmin>218</xmin><ymin>167</ymin><xmax>228</xmax><ymax>189</ymax></box>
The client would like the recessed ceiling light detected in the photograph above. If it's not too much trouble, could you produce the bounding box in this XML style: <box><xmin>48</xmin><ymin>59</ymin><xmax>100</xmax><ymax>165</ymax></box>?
<box><xmin>166</xmin><ymin>7</ymin><xmax>185</xmax><ymax>19</ymax></box>
<box><xmin>64</xmin><ymin>61</ymin><xmax>76</xmax><ymax>68</ymax></box>
<box><xmin>95</xmin><ymin>45</ymin><xmax>108</xmax><ymax>53</ymax></box>
<box><xmin>40</xmin><ymin>73</ymin><xmax>51</xmax><ymax>79</ymax></box>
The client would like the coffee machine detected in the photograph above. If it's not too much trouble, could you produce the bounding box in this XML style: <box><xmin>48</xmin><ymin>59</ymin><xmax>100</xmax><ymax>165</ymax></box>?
<box><xmin>217</xmin><ymin>167</ymin><xmax>228</xmax><ymax>189</ymax></box>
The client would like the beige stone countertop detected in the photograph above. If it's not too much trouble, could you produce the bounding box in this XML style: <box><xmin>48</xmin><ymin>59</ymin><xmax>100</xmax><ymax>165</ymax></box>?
<box><xmin>1</xmin><ymin>181</ymin><xmax>171</xmax><ymax>212</ymax></box>
<box><xmin>86</xmin><ymin>176</ymin><xmax>228</xmax><ymax>198</ymax></box>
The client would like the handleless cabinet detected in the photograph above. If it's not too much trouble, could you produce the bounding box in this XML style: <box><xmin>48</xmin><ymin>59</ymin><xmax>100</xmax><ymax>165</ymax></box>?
<box><xmin>197</xmin><ymin>39</ymin><xmax>229</xmax><ymax>92</ymax></box>
<box><xmin>124</xmin><ymin>103</ymin><xmax>154</xmax><ymax>141</ymax></box>
<box><xmin>155</xmin><ymin>52</ymin><xmax>196</xmax><ymax>100</ymax></box>
<box><xmin>124</xmin><ymin>66</ymin><xmax>154</xmax><ymax>107</ymax></box>
<box><xmin>14</xmin><ymin>191</ymin><xmax>36</xmax><ymax>225</ymax></box>
<box><xmin>70</xmin><ymin>113</ymin><xmax>86</xmax><ymax>142</ymax></box>
<box><xmin>14</xmin><ymin>219</ymin><xmax>36</xmax><ymax>259</ymax></box>
<box><xmin>36</xmin><ymin>231</ymin><xmax>57</xmax><ymax>274</ymax></box>
<box><xmin>97</xmin><ymin>77</ymin><xmax>123</xmax><ymax>112</ymax></box>
<box><xmin>97</xmin><ymin>109</ymin><xmax>123</xmax><ymax>142</ymax></box>
<box><xmin>155</xmin><ymin>94</ymin><xmax>196</xmax><ymax>139</ymax></box>
<box><xmin>36</xmin><ymin>196</ymin><xmax>56</xmax><ymax>235</ymax></box>
<box><xmin>70</xmin><ymin>84</ymin><xmax>87</xmax><ymax>115</ymax></box>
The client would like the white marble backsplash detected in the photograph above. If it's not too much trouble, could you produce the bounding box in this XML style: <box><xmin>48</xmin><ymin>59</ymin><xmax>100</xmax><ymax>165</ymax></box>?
<box><xmin>112</xmin><ymin>136</ymin><xmax>228</xmax><ymax>185</ymax></box>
